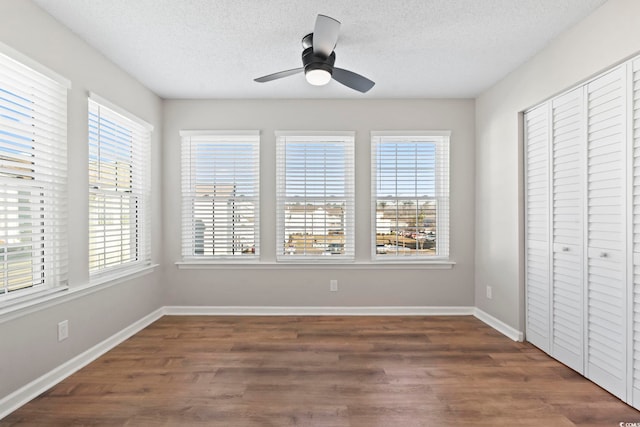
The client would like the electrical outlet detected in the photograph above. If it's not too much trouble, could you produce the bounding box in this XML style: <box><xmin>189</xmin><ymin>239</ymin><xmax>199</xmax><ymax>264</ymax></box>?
<box><xmin>330</xmin><ymin>279</ymin><xmax>338</xmax><ymax>292</ymax></box>
<box><xmin>58</xmin><ymin>320</ymin><xmax>69</xmax><ymax>342</ymax></box>
<box><xmin>486</xmin><ymin>286</ymin><xmax>493</xmax><ymax>300</ymax></box>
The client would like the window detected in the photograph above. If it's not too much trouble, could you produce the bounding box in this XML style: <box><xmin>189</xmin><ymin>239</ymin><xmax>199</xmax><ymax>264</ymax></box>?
<box><xmin>0</xmin><ymin>46</ymin><xmax>69</xmax><ymax>300</ymax></box>
<box><xmin>88</xmin><ymin>94</ymin><xmax>152</xmax><ymax>276</ymax></box>
<box><xmin>276</xmin><ymin>131</ymin><xmax>354</xmax><ymax>261</ymax></box>
<box><xmin>371</xmin><ymin>131</ymin><xmax>450</xmax><ymax>260</ymax></box>
<box><xmin>181</xmin><ymin>131</ymin><xmax>260</xmax><ymax>260</ymax></box>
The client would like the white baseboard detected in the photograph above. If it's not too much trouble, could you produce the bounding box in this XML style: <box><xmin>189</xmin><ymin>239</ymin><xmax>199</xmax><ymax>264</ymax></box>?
<box><xmin>473</xmin><ymin>308</ymin><xmax>524</xmax><ymax>342</ymax></box>
<box><xmin>164</xmin><ymin>305</ymin><xmax>476</xmax><ymax>316</ymax></box>
<box><xmin>164</xmin><ymin>306</ymin><xmax>524</xmax><ymax>341</ymax></box>
<box><xmin>0</xmin><ymin>307</ymin><xmax>165</xmax><ymax>420</ymax></box>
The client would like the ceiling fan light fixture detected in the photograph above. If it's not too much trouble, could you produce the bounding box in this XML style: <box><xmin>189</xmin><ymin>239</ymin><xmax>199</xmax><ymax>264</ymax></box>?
<box><xmin>305</xmin><ymin>68</ymin><xmax>332</xmax><ymax>86</ymax></box>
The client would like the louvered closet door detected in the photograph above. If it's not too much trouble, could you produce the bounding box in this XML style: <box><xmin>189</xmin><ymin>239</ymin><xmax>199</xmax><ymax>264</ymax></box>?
<box><xmin>631</xmin><ymin>57</ymin><xmax>640</xmax><ymax>407</ymax></box>
<box><xmin>525</xmin><ymin>103</ymin><xmax>551</xmax><ymax>353</ymax></box>
<box><xmin>551</xmin><ymin>88</ymin><xmax>584</xmax><ymax>373</ymax></box>
<box><xmin>585</xmin><ymin>66</ymin><xmax>627</xmax><ymax>400</ymax></box>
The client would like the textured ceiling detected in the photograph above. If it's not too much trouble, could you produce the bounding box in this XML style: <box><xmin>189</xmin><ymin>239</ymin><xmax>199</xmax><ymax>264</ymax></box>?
<box><xmin>33</xmin><ymin>0</ymin><xmax>608</xmax><ymax>99</ymax></box>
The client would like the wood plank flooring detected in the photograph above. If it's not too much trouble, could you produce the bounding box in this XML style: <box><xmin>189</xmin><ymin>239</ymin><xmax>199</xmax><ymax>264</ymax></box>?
<box><xmin>3</xmin><ymin>315</ymin><xmax>640</xmax><ymax>426</ymax></box>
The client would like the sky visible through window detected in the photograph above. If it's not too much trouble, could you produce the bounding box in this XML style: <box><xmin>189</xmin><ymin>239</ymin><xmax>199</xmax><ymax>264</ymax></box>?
<box><xmin>188</xmin><ymin>140</ymin><xmax>436</xmax><ymax>198</ymax></box>
<box><xmin>88</xmin><ymin>110</ymin><xmax>134</xmax><ymax>172</ymax></box>
<box><xmin>0</xmin><ymin>86</ymin><xmax>41</xmax><ymax>293</ymax></box>
<box><xmin>0</xmin><ymin>88</ymin><xmax>33</xmax><ymax>157</ymax></box>
<box><xmin>193</xmin><ymin>142</ymin><xmax>256</xmax><ymax>197</ymax></box>
<box><xmin>376</xmin><ymin>141</ymin><xmax>436</xmax><ymax>198</ymax></box>
<box><xmin>285</xmin><ymin>141</ymin><xmax>345</xmax><ymax>198</ymax></box>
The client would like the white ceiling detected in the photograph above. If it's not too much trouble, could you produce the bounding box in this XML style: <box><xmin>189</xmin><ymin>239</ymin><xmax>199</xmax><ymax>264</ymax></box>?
<box><xmin>33</xmin><ymin>0</ymin><xmax>608</xmax><ymax>99</ymax></box>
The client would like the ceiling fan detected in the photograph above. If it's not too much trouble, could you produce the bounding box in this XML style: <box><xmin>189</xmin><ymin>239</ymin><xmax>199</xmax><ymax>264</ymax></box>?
<box><xmin>254</xmin><ymin>14</ymin><xmax>375</xmax><ymax>93</ymax></box>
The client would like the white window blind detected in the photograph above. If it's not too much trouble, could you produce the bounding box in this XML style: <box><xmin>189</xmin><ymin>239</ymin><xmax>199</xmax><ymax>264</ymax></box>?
<box><xmin>181</xmin><ymin>131</ymin><xmax>260</xmax><ymax>260</ymax></box>
<box><xmin>371</xmin><ymin>132</ymin><xmax>450</xmax><ymax>260</ymax></box>
<box><xmin>88</xmin><ymin>95</ymin><xmax>152</xmax><ymax>276</ymax></box>
<box><xmin>0</xmin><ymin>48</ymin><xmax>69</xmax><ymax>300</ymax></box>
<box><xmin>276</xmin><ymin>131</ymin><xmax>355</xmax><ymax>261</ymax></box>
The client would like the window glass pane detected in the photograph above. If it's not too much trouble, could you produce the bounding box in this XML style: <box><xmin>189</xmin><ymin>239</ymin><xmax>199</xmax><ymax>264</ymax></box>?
<box><xmin>277</xmin><ymin>134</ymin><xmax>354</xmax><ymax>261</ymax></box>
<box><xmin>181</xmin><ymin>134</ymin><xmax>259</xmax><ymax>259</ymax></box>
<box><xmin>372</xmin><ymin>135</ymin><xmax>449</xmax><ymax>259</ymax></box>
<box><xmin>88</xmin><ymin>99</ymin><xmax>150</xmax><ymax>275</ymax></box>
<box><xmin>0</xmin><ymin>50</ymin><xmax>68</xmax><ymax>298</ymax></box>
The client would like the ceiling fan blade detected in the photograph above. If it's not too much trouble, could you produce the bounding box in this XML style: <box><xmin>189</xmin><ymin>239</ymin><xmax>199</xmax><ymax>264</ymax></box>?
<box><xmin>332</xmin><ymin>68</ymin><xmax>375</xmax><ymax>93</ymax></box>
<box><xmin>313</xmin><ymin>15</ymin><xmax>340</xmax><ymax>57</ymax></box>
<box><xmin>254</xmin><ymin>68</ymin><xmax>303</xmax><ymax>83</ymax></box>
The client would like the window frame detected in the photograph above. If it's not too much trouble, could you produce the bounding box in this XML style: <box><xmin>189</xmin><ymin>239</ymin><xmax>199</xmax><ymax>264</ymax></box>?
<box><xmin>180</xmin><ymin>130</ymin><xmax>260</xmax><ymax>262</ymax></box>
<box><xmin>370</xmin><ymin>131</ymin><xmax>451</xmax><ymax>262</ymax></box>
<box><xmin>275</xmin><ymin>131</ymin><xmax>355</xmax><ymax>262</ymax></box>
<box><xmin>88</xmin><ymin>92</ymin><xmax>153</xmax><ymax>281</ymax></box>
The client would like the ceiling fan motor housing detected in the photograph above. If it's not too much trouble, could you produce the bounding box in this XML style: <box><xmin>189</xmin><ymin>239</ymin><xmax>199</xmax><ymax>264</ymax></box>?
<box><xmin>301</xmin><ymin>39</ymin><xmax>335</xmax><ymax>76</ymax></box>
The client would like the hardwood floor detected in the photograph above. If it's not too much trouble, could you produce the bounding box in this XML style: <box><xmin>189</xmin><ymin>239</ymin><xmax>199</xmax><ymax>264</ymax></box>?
<box><xmin>3</xmin><ymin>315</ymin><xmax>640</xmax><ymax>426</ymax></box>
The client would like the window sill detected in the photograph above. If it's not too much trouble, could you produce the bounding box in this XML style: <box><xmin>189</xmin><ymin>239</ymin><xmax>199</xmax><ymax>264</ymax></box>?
<box><xmin>175</xmin><ymin>261</ymin><xmax>455</xmax><ymax>270</ymax></box>
<box><xmin>0</xmin><ymin>264</ymin><xmax>159</xmax><ymax>324</ymax></box>
<box><xmin>89</xmin><ymin>263</ymin><xmax>157</xmax><ymax>287</ymax></box>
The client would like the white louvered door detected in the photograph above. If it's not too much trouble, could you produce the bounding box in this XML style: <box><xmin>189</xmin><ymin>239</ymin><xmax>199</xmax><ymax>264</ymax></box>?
<box><xmin>550</xmin><ymin>88</ymin><xmax>584</xmax><ymax>373</ymax></box>
<box><xmin>585</xmin><ymin>66</ymin><xmax>628</xmax><ymax>400</ymax></box>
<box><xmin>631</xmin><ymin>57</ymin><xmax>640</xmax><ymax>407</ymax></box>
<box><xmin>525</xmin><ymin>103</ymin><xmax>551</xmax><ymax>353</ymax></box>
<box><xmin>525</xmin><ymin>56</ymin><xmax>640</xmax><ymax>408</ymax></box>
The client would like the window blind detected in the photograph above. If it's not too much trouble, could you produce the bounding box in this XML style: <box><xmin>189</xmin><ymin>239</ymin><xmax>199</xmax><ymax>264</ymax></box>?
<box><xmin>276</xmin><ymin>131</ymin><xmax>355</xmax><ymax>261</ymax></box>
<box><xmin>371</xmin><ymin>132</ymin><xmax>450</xmax><ymax>259</ymax></box>
<box><xmin>0</xmin><ymin>49</ymin><xmax>68</xmax><ymax>299</ymax></box>
<box><xmin>181</xmin><ymin>131</ymin><xmax>260</xmax><ymax>260</ymax></box>
<box><xmin>88</xmin><ymin>96</ymin><xmax>151</xmax><ymax>275</ymax></box>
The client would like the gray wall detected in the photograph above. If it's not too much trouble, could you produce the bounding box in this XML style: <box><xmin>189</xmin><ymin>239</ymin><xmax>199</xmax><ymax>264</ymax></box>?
<box><xmin>163</xmin><ymin>99</ymin><xmax>476</xmax><ymax>307</ymax></box>
<box><xmin>475</xmin><ymin>0</ymin><xmax>640</xmax><ymax>330</ymax></box>
<box><xmin>0</xmin><ymin>0</ymin><xmax>163</xmax><ymax>400</ymax></box>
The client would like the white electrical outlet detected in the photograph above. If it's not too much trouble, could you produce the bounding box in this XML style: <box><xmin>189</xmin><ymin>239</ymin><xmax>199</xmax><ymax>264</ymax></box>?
<box><xmin>330</xmin><ymin>279</ymin><xmax>338</xmax><ymax>292</ymax></box>
<box><xmin>58</xmin><ymin>320</ymin><xmax>69</xmax><ymax>342</ymax></box>
<box><xmin>486</xmin><ymin>286</ymin><xmax>493</xmax><ymax>300</ymax></box>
